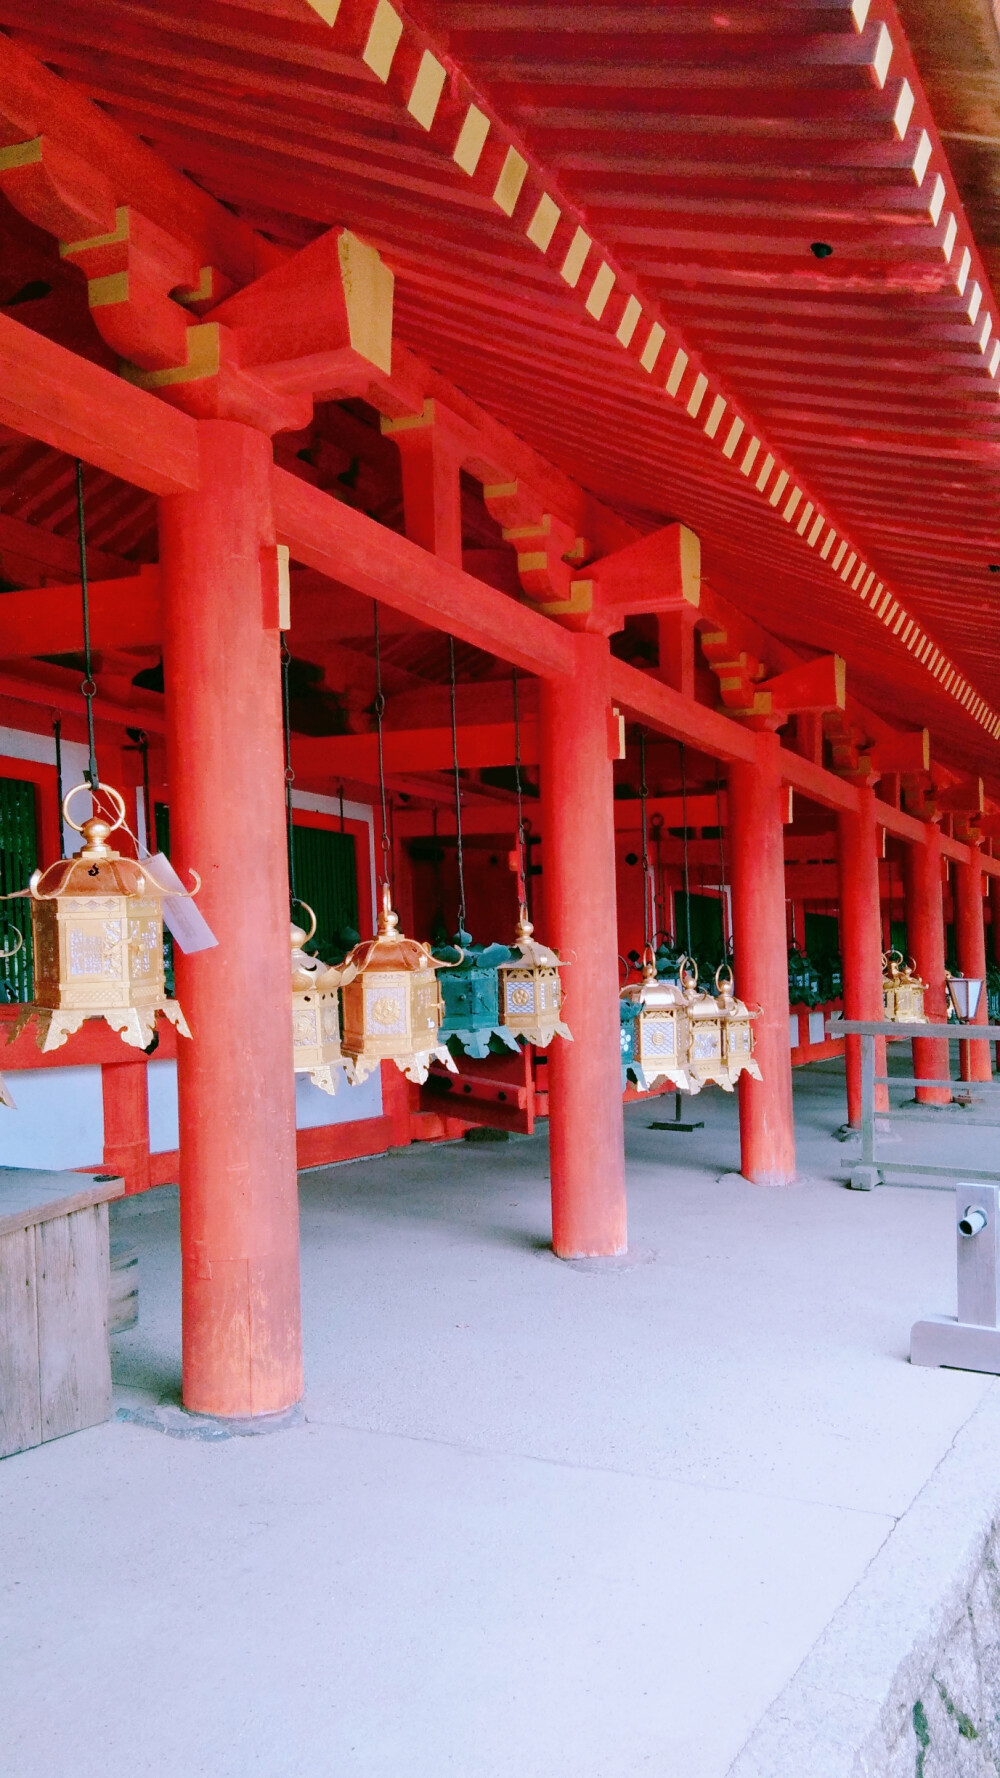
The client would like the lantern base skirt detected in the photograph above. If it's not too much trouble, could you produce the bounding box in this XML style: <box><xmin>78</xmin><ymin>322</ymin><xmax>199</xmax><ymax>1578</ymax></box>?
<box><xmin>296</xmin><ymin>1064</ymin><xmax>342</xmax><ymax>1097</ymax></box>
<box><xmin>15</xmin><ymin>999</ymin><xmax>190</xmax><ymax>1054</ymax></box>
<box><xmin>345</xmin><ymin>1045</ymin><xmax>457</xmax><ymax>1086</ymax></box>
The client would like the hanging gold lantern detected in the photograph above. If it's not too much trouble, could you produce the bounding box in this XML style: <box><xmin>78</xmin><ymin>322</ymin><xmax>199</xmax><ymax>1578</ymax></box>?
<box><xmin>339</xmin><ymin>884</ymin><xmax>458</xmax><ymax>1085</ymax></box>
<box><xmin>882</xmin><ymin>950</ymin><xmax>927</xmax><ymax>1023</ymax></box>
<box><xmin>620</xmin><ymin>947</ymin><xmax>697</xmax><ymax>1093</ymax></box>
<box><xmin>290</xmin><ymin>905</ymin><xmax>355</xmax><ymax>1096</ymax></box>
<box><xmin>714</xmin><ymin>963</ymin><xmax>761</xmax><ymax>1086</ymax></box>
<box><xmin>683</xmin><ymin>961</ymin><xmax>761</xmax><ymax>1091</ymax></box>
<box><xmin>13</xmin><ymin>785</ymin><xmax>190</xmax><ymax>1054</ymax></box>
<box><xmin>497</xmin><ymin>906</ymin><xmax>572</xmax><ymax>1047</ymax></box>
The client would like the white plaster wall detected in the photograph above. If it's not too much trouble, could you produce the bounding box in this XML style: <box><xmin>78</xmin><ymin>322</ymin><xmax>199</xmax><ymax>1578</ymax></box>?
<box><xmin>295</xmin><ymin>1065</ymin><xmax>382</xmax><ymax>1129</ymax></box>
<box><xmin>146</xmin><ymin>1057</ymin><xmax>383</xmax><ymax>1148</ymax></box>
<box><xmin>147</xmin><ymin>1058</ymin><xmax>179</xmax><ymax>1152</ymax></box>
<box><xmin>0</xmin><ymin>1065</ymin><xmax>104</xmax><ymax>1169</ymax></box>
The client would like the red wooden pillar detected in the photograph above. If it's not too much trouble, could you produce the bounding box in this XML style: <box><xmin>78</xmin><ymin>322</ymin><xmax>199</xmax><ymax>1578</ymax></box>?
<box><xmin>102</xmin><ymin>1059</ymin><xmax>151</xmax><ymax>1195</ymax></box>
<box><xmin>837</xmin><ymin>789</ymin><xmax>888</xmax><ymax>1124</ymax></box>
<box><xmin>955</xmin><ymin>850</ymin><xmax>991</xmax><ymax>1083</ymax></box>
<box><xmin>540</xmin><ymin>634</ymin><xmax>626</xmax><ymax>1257</ymax></box>
<box><xmin>903</xmin><ymin>825</ymin><xmax>951</xmax><ymax>1106</ymax></box>
<box><xmin>159</xmin><ymin>420</ymin><xmax>302</xmax><ymax>1418</ymax></box>
<box><xmin>729</xmin><ymin>733</ymin><xmax>796</xmax><ymax>1184</ymax></box>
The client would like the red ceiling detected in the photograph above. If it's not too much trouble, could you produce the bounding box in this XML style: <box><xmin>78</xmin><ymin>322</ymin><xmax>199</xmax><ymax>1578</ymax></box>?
<box><xmin>1</xmin><ymin>0</ymin><xmax>999</xmax><ymax>788</ymax></box>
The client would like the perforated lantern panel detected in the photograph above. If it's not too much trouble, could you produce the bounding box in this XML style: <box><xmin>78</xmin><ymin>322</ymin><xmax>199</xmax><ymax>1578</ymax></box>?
<box><xmin>32</xmin><ymin>894</ymin><xmax>166</xmax><ymax>1013</ymax></box>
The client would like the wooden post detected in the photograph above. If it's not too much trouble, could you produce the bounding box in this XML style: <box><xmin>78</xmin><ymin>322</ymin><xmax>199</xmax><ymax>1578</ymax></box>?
<box><xmin>540</xmin><ymin>633</ymin><xmax>626</xmax><ymax>1257</ymax></box>
<box><xmin>159</xmin><ymin>419</ymin><xmax>302</xmax><ymax>1418</ymax></box>
<box><xmin>903</xmin><ymin>825</ymin><xmax>951</xmax><ymax>1106</ymax></box>
<box><xmin>955</xmin><ymin>851</ymin><xmax>992</xmax><ymax>1083</ymax></box>
<box><xmin>729</xmin><ymin>733</ymin><xmax>796</xmax><ymax>1184</ymax></box>
<box><xmin>838</xmin><ymin>788</ymin><xmax>888</xmax><ymax>1124</ymax></box>
<box><xmin>101</xmin><ymin>1059</ymin><xmax>151</xmax><ymax>1195</ymax></box>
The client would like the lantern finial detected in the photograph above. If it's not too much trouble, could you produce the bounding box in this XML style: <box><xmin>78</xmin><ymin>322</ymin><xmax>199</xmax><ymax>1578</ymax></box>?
<box><xmin>13</xmin><ymin>782</ymin><xmax>191</xmax><ymax>1053</ymax></box>
<box><xmin>378</xmin><ymin>882</ymin><xmax>400</xmax><ymax>936</ymax></box>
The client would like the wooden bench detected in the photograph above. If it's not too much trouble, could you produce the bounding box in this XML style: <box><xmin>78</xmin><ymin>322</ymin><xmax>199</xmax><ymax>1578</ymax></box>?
<box><xmin>0</xmin><ymin>1167</ymin><xmax>124</xmax><ymax>1460</ymax></box>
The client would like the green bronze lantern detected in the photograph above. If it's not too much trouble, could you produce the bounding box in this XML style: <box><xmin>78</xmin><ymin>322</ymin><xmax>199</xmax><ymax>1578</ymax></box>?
<box><xmin>432</xmin><ymin>929</ymin><xmax>521</xmax><ymax>1059</ymax></box>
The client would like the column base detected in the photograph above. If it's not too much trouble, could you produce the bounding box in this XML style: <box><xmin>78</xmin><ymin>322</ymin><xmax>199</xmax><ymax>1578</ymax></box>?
<box><xmin>911</xmin><ymin>1316</ymin><xmax>1000</xmax><ymax>1374</ymax></box>
<box><xmin>117</xmin><ymin>1396</ymin><xmax>304</xmax><ymax>1440</ymax></box>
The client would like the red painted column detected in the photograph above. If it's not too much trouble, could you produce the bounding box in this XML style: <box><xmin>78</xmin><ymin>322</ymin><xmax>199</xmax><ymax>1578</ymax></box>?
<box><xmin>903</xmin><ymin>825</ymin><xmax>951</xmax><ymax>1106</ymax></box>
<box><xmin>955</xmin><ymin>850</ymin><xmax>991</xmax><ymax>1083</ymax></box>
<box><xmin>540</xmin><ymin>634</ymin><xmax>626</xmax><ymax>1256</ymax></box>
<box><xmin>102</xmin><ymin>1059</ymin><xmax>151</xmax><ymax>1195</ymax></box>
<box><xmin>159</xmin><ymin>420</ymin><xmax>302</xmax><ymax>1417</ymax></box>
<box><xmin>837</xmin><ymin>789</ymin><xmax>888</xmax><ymax>1124</ymax></box>
<box><xmin>728</xmin><ymin>733</ymin><xmax>796</xmax><ymax>1184</ymax></box>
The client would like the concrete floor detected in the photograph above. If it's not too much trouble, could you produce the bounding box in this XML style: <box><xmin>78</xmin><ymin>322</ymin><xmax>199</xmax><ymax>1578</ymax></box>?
<box><xmin>2</xmin><ymin>1059</ymin><xmax>998</xmax><ymax>1777</ymax></box>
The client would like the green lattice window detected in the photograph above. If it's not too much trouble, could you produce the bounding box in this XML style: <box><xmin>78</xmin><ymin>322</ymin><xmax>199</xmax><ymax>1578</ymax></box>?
<box><xmin>0</xmin><ymin>777</ymin><xmax>37</xmax><ymax>1002</ymax></box>
<box><xmin>292</xmin><ymin>825</ymin><xmax>358</xmax><ymax>962</ymax></box>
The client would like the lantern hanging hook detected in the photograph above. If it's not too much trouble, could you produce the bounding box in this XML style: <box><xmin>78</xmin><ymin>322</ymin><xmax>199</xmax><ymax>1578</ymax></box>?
<box><xmin>512</xmin><ymin>666</ymin><xmax>528</xmax><ymax>916</ymax></box>
<box><xmin>0</xmin><ymin>925</ymin><xmax>24</xmax><ymax>961</ymax></box>
<box><xmin>639</xmin><ymin>730</ymin><xmax>654</xmax><ymax>956</ymax></box>
<box><xmin>280</xmin><ymin>635</ymin><xmax>299</xmax><ymax>909</ymax></box>
<box><xmin>291</xmin><ymin>899</ymin><xmax>318</xmax><ymax>945</ymax></box>
<box><xmin>680</xmin><ymin>741</ymin><xmax>693</xmax><ymax>963</ymax></box>
<box><xmin>373</xmin><ymin>604</ymin><xmax>391</xmax><ymax>889</ymax></box>
<box><xmin>62</xmin><ymin>781</ymin><xmax>126</xmax><ymax>835</ymax></box>
<box><xmin>448</xmin><ymin>635</ymin><xmax>467</xmax><ymax>936</ymax></box>
<box><xmin>75</xmin><ymin>461</ymin><xmax>100</xmax><ymax>794</ymax></box>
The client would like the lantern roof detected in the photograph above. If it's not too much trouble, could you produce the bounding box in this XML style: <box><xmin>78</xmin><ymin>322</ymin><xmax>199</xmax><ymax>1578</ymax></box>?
<box><xmin>344</xmin><ymin>885</ymin><xmax>440</xmax><ymax>976</ymax></box>
<box><xmin>503</xmin><ymin>909</ymin><xmax>564</xmax><ymax>972</ymax></box>
<box><xmin>433</xmin><ymin>930</ymin><xmax>515</xmax><ymax>971</ymax></box>
<box><xmin>31</xmin><ymin>817</ymin><xmax>154</xmax><ymax>901</ymax></box>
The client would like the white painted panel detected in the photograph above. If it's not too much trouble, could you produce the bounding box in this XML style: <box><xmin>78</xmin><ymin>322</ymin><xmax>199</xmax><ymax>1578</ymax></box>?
<box><xmin>147</xmin><ymin>1059</ymin><xmax>179</xmax><ymax>1153</ymax></box>
<box><xmin>295</xmin><ymin>1065</ymin><xmax>382</xmax><ymax>1130</ymax></box>
<box><xmin>789</xmin><ymin>1014</ymin><xmax>800</xmax><ymax>1048</ymax></box>
<box><xmin>0</xmin><ymin>1066</ymin><xmax>103</xmax><ymax>1169</ymax></box>
<box><xmin>808</xmin><ymin>1011</ymin><xmax>826</xmax><ymax>1046</ymax></box>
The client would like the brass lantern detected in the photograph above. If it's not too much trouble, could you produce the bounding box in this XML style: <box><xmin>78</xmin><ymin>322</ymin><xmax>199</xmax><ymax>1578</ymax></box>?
<box><xmin>497</xmin><ymin>906</ymin><xmax>572</xmax><ymax>1047</ymax></box>
<box><xmin>882</xmin><ymin>950</ymin><xmax>927</xmax><ymax>1022</ymax></box>
<box><xmin>684</xmin><ymin>961</ymin><xmax>761</xmax><ymax>1091</ymax></box>
<box><xmin>339</xmin><ymin>884</ymin><xmax>458</xmax><ymax>1085</ymax></box>
<box><xmin>714</xmin><ymin>964</ymin><xmax>761</xmax><ymax>1086</ymax></box>
<box><xmin>14</xmin><ymin>786</ymin><xmax>190</xmax><ymax>1054</ymax></box>
<box><xmin>290</xmin><ymin>906</ymin><xmax>355</xmax><ymax>1096</ymax></box>
<box><xmin>620</xmin><ymin>948</ymin><xmax>697</xmax><ymax>1093</ymax></box>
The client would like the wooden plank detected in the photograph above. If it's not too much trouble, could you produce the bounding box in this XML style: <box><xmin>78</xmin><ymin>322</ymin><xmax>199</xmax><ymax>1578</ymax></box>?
<box><xmin>34</xmin><ymin>1202</ymin><xmax>112</xmax><ymax>1442</ymax></box>
<box><xmin>0</xmin><ymin>1225</ymin><xmax>41</xmax><ymax>1460</ymax></box>
<box><xmin>608</xmin><ymin>659</ymin><xmax>758</xmax><ymax>763</ymax></box>
<box><xmin>0</xmin><ymin>569</ymin><xmax>159</xmax><ymax>658</ymax></box>
<box><xmin>0</xmin><ymin>512</ymin><xmax>129</xmax><ymax>585</ymax></box>
<box><xmin>0</xmin><ymin>314</ymin><xmax>199</xmax><ymax>496</ymax></box>
<box><xmin>779</xmin><ymin>747</ymin><xmax>859</xmax><ymax>814</ymax></box>
<box><xmin>0</xmin><ymin>1169</ymin><xmax>124</xmax><ymax>1240</ymax></box>
<box><xmin>272</xmin><ymin>464</ymin><xmax>576</xmax><ymax>680</ymax></box>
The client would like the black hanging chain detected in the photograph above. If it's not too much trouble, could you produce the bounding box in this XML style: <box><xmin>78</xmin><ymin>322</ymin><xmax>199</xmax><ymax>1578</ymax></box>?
<box><xmin>280</xmin><ymin>635</ymin><xmax>297</xmax><ymax>905</ymax></box>
<box><xmin>512</xmin><ymin>666</ymin><xmax>527</xmax><ymax>911</ymax></box>
<box><xmin>373</xmin><ymin>604</ymin><xmax>391</xmax><ymax>887</ymax></box>
<box><xmin>680</xmin><ymin>740</ymin><xmax>693</xmax><ymax>960</ymax></box>
<box><xmin>639</xmin><ymin>730</ymin><xmax>652</xmax><ymax>954</ymax></box>
<box><xmin>716</xmin><ymin>776</ymin><xmax>729</xmax><ymax>958</ymax></box>
<box><xmin>52</xmin><ymin>715</ymin><xmax>65</xmax><ymax>858</ymax></box>
<box><xmin>448</xmin><ymin>635</ymin><xmax>467</xmax><ymax>935</ymax></box>
<box><xmin>75</xmin><ymin>460</ymin><xmax>99</xmax><ymax>791</ymax></box>
<box><xmin>338</xmin><ymin>782</ymin><xmax>345</xmax><ymax>833</ymax></box>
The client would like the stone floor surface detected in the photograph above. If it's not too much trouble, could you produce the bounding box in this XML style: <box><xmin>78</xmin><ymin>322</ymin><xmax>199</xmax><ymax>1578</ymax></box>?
<box><xmin>1</xmin><ymin>1057</ymin><xmax>998</xmax><ymax>1777</ymax></box>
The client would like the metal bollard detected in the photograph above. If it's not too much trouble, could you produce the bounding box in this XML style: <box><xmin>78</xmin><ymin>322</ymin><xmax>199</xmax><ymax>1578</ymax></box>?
<box><xmin>911</xmin><ymin>1183</ymin><xmax>1000</xmax><ymax>1373</ymax></box>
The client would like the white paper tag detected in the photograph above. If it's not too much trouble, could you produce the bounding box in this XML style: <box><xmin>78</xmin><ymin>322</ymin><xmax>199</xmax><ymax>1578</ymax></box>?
<box><xmin>143</xmin><ymin>853</ymin><xmax>219</xmax><ymax>955</ymax></box>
